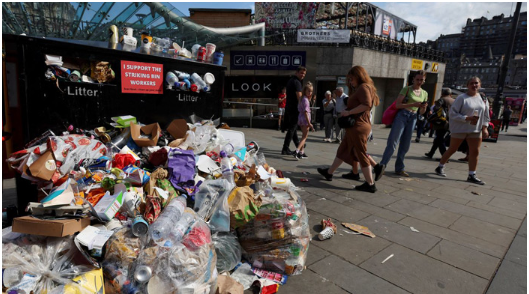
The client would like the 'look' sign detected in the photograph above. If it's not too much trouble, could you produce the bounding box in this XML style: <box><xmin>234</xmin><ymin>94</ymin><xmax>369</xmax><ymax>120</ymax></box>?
<box><xmin>121</xmin><ymin>60</ymin><xmax>163</xmax><ymax>94</ymax></box>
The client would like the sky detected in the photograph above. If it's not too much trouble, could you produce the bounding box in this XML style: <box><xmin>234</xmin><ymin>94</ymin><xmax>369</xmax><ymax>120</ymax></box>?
<box><xmin>169</xmin><ymin>2</ymin><xmax>527</xmax><ymax>42</ymax></box>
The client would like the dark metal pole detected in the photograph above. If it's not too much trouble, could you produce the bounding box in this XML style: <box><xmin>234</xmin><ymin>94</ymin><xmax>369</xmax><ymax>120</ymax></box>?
<box><xmin>493</xmin><ymin>2</ymin><xmax>521</xmax><ymax>119</ymax></box>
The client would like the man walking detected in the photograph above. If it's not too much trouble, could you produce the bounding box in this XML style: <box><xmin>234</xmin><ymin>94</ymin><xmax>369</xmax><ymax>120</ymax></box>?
<box><xmin>501</xmin><ymin>105</ymin><xmax>513</xmax><ymax>132</ymax></box>
<box><xmin>282</xmin><ymin>66</ymin><xmax>307</xmax><ymax>155</ymax></box>
<box><xmin>333</xmin><ymin>87</ymin><xmax>348</xmax><ymax>143</ymax></box>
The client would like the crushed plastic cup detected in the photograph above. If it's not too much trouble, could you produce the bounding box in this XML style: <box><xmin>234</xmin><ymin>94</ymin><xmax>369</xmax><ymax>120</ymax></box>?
<box><xmin>205</xmin><ymin>43</ymin><xmax>216</xmax><ymax>63</ymax></box>
<box><xmin>318</xmin><ymin>227</ymin><xmax>334</xmax><ymax>240</ymax></box>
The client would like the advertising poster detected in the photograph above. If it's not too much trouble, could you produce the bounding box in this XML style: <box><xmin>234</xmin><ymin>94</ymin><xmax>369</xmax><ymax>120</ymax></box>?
<box><xmin>374</xmin><ymin>12</ymin><xmax>398</xmax><ymax>39</ymax></box>
<box><xmin>505</xmin><ymin>97</ymin><xmax>526</xmax><ymax>126</ymax></box>
<box><xmin>225</xmin><ymin>75</ymin><xmax>290</xmax><ymax>99</ymax></box>
<box><xmin>255</xmin><ymin>2</ymin><xmax>320</xmax><ymax>29</ymax></box>
<box><xmin>297</xmin><ymin>29</ymin><xmax>350</xmax><ymax>43</ymax></box>
<box><xmin>121</xmin><ymin>60</ymin><xmax>163</xmax><ymax>94</ymax></box>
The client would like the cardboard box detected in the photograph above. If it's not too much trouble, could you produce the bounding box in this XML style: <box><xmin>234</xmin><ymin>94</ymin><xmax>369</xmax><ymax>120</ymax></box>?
<box><xmin>93</xmin><ymin>184</ymin><xmax>125</xmax><ymax>221</ymax></box>
<box><xmin>130</xmin><ymin>122</ymin><xmax>161</xmax><ymax>147</ymax></box>
<box><xmin>166</xmin><ymin>119</ymin><xmax>189</xmax><ymax>139</ymax></box>
<box><xmin>111</xmin><ymin>115</ymin><xmax>137</xmax><ymax>128</ymax></box>
<box><xmin>12</xmin><ymin>216</ymin><xmax>90</xmax><ymax>237</ymax></box>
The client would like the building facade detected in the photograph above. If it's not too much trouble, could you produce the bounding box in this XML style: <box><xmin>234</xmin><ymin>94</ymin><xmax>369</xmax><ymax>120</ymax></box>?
<box><xmin>460</xmin><ymin>12</ymin><xmax>527</xmax><ymax>58</ymax></box>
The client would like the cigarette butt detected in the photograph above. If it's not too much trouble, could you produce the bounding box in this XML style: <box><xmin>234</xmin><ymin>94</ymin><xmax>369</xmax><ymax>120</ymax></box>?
<box><xmin>381</xmin><ymin>254</ymin><xmax>394</xmax><ymax>264</ymax></box>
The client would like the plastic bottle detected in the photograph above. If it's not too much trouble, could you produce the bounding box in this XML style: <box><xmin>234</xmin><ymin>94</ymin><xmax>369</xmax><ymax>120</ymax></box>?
<box><xmin>166</xmin><ymin>72</ymin><xmax>179</xmax><ymax>88</ymax></box>
<box><xmin>168</xmin><ymin>210</ymin><xmax>194</xmax><ymax>244</ymax></box>
<box><xmin>220</xmin><ymin>151</ymin><xmax>236</xmax><ymax>187</ymax></box>
<box><xmin>191</xmin><ymin>73</ymin><xmax>210</xmax><ymax>92</ymax></box>
<box><xmin>149</xmin><ymin>196</ymin><xmax>187</xmax><ymax>245</ymax></box>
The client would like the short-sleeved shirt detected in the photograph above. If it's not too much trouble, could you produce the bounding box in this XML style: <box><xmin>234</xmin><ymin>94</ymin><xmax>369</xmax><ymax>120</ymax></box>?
<box><xmin>348</xmin><ymin>83</ymin><xmax>374</xmax><ymax>126</ymax></box>
<box><xmin>298</xmin><ymin>97</ymin><xmax>311</xmax><ymax>126</ymax></box>
<box><xmin>278</xmin><ymin>93</ymin><xmax>286</xmax><ymax>108</ymax></box>
<box><xmin>285</xmin><ymin>76</ymin><xmax>302</xmax><ymax>115</ymax></box>
<box><xmin>323</xmin><ymin>98</ymin><xmax>336</xmax><ymax>113</ymax></box>
<box><xmin>400</xmin><ymin>86</ymin><xmax>428</xmax><ymax>111</ymax></box>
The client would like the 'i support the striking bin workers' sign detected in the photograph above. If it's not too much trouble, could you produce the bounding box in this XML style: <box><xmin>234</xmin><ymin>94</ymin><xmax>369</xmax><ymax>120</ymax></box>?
<box><xmin>121</xmin><ymin>60</ymin><xmax>163</xmax><ymax>94</ymax></box>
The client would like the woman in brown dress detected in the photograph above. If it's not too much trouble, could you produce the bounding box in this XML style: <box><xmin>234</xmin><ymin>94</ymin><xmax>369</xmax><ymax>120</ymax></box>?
<box><xmin>317</xmin><ymin>66</ymin><xmax>381</xmax><ymax>193</ymax></box>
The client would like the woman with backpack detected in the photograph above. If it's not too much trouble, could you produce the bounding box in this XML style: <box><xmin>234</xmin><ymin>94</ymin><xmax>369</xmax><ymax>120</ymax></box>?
<box><xmin>425</xmin><ymin>88</ymin><xmax>454</xmax><ymax>158</ymax></box>
<box><xmin>435</xmin><ymin>77</ymin><xmax>490</xmax><ymax>185</ymax></box>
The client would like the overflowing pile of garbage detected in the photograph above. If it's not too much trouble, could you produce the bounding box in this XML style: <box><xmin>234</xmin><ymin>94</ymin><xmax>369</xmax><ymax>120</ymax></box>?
<box><xmin>3</xmin><ymin>115</ymin><xmax>310</xmax><ymax>294</ymax></box>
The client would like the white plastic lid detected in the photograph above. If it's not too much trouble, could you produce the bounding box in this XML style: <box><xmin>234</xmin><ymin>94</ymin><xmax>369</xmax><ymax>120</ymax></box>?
<box><xmin>203</xmin><ymin>73</ymin><xmax>215</xmax><ymax>84</ymax></box>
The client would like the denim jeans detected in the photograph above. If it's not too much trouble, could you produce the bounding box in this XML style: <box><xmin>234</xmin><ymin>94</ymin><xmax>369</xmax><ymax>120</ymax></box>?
<box><xmin>381</xmin><ymin>109</ymin><xmax>417</xmax><ymax>172</ymax></box>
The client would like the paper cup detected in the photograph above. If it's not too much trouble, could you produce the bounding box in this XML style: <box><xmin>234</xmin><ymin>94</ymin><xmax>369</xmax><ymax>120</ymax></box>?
<box><xmin>318</xmin><ymin>227</ymin><xmax>334</xmax><ymax>240</ymax></box>
<box><xmin>205</xmin><ymin>43</ymin><xmax>216</xmax><ymax>62</ymax></box>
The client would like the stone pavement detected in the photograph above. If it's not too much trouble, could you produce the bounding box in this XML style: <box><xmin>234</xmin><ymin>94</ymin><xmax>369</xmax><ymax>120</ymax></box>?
<box><xmin>238</xmin><ymin>123</ymin><xmax>527</xmax><ymax>294</ymax></box>
<box><xmin>2</xmin><ymin>124</ymin><xmax>526</xmax><ymax>294</ymax></box>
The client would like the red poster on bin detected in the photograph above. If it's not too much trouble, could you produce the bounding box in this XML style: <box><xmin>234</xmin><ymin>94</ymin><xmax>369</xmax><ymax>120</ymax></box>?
<box><xmin>121</xmin><ymin>60</ymin><xmax>163</xmax><ymax>94</ymax></box>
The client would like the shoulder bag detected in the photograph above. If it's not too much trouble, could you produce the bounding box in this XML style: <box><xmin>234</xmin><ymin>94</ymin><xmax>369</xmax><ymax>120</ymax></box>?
<box><xmin>382</xmin><ymin>86</ymin><xmax>410</xmax><ymax>125</ymax></box>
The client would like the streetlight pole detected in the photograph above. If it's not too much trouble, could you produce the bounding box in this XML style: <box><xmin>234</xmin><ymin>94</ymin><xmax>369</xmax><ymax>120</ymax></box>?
<box><xmin>493</xmin><ymin>2</ymin><xmax>522</xmax><ymax>119</ymax></box>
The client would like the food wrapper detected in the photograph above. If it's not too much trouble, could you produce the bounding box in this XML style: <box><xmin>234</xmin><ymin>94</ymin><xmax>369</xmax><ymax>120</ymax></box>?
<box><xmin>228</xmin><ymin>186</ymin><xmax>261</xmax><ymax>229</ymax></box>
<box><xmin>143</xmin><ymin>195</ymin><xmax>161</xmax><ymax>224</ymax></box>
<box><xmin>122</xmin><ymin>165</ymin><xmax>150</xmax><ymax>186</ymax></box>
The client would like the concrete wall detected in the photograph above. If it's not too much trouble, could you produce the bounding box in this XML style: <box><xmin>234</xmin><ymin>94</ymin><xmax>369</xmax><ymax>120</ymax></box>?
<box><xmin>222</xmin><ymin>45</ymin><xmax>446</xmax><ymax>123</ymax></box>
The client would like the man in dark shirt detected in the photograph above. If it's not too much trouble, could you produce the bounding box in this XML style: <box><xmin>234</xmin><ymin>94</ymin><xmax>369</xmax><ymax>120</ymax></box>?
<box><xmin>501</xmin><ymin>105</ymin><xmax>513</xmax><ymax>132</ymax></box>
<box><xmin>282</xmin><ymin>66</ymin><xmax>307</xmax><ymax>155</ymax></box>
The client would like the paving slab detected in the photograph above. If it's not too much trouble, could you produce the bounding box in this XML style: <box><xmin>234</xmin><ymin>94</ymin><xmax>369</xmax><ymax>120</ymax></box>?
<box><xmin>342</xmin><ymin>198</ymin><xmax>406</xmax><ymax>222</ymax></box>
<box><xmin>427</xmin><ymin>240</ymin><xmax>500</xmax><ymax>280</ymax></box>
<box><xmin>386</xmin><ymin>199</ymin><xmax>461</xmax><ymax>227</ymax></box>
<box><xmin>307</xmin><ymin>210</ymin><xmax>392</xmax><ymax>265</ymax></box>
<box><xmin>389</xmin><ymin>189</ymin><xmax>438</xmax><ymax>205</ymax></box>
<box><xmin>503</xmin><ymin>235</ymin><xmax>527</xmax><ymax>267</ymax></box>
<box><xmin>310</xmin><ymin>255</ymin><xmax>410</xmax><ymax>294</ymax></box>
<box><xmin>306</xmin><ymin>199</ymin><xmax>370</xmax><ymax>223</ymax></box>
<box><xmin>276</xmin><ymin>269</ymin><xmax>352</xmax><ymax>294</ymax></box>
<box><xmin>430</xmin><ymin>199</ymin><xmax>522</xmax><ymax>230</ymax></box>
<box><xmin>358</xmin><ymin>215</ymin><xmax>441</xmax><ymax>254</ymax></box>
<box><xmin>360</xmin><ymin>243</ymin><xmax>489</xmax><ymax>294</ymax></box>
<box><xmin>488</xmin><ymin>197</ymin><xmax>527</xmax><ymax>215</ymax></box>
<box><xmin>430</xmin><ymin>185</ymin><xmax>494</xmax><ymax>204</ymax></box>
<box><xmin>449</xmin><ymin>216</ymin><xmax>516</xmax><ymax>248</ymax></box>
<box><xmin>466</xmin><ymin>201</ymin><xmax>526</xmax><ymax>220</ymax></box>
<box><xmin>398</xmin><ymin>217</ymin><xmax>507</xmax><ymax>258</ymax></box>
<box><xmin>485</xmin><ymin>260</ymin><xmax>527</xmax><ymax>294</ymax></box>
<box><xmin>517</xmin><ymin>218</ymin><xmax>527</xmax><ymax>237</ymax></box>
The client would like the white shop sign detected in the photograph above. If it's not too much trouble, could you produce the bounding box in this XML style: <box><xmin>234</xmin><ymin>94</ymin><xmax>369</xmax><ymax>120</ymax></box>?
<box><xmin>297</xmin><ymin>29</ymin><xmax>350</xmax><ymax>43</ymax></box>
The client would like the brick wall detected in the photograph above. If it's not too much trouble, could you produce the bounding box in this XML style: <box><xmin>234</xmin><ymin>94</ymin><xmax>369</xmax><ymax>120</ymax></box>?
<box><xmin>189</xmin><ymin>11</ymin><xmax>250</xmax><ymax>28</ymax></box>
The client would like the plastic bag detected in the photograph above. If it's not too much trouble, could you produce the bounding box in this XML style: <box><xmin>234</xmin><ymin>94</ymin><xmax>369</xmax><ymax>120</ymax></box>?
<box><xmin>167</xmin><ymin>148</ymin><xmax>196</xmax><ymax>194</ymax></box>
<box><xmin>131</xmin><ymin>210</ymin><xmax>218</xmax><ymax>294</ymax></box>
<box><xmin>212</xmin><ymin>232</ymin><xmax>242</xmax><ymax>273</ymax></box>
<box><xmin>237</xmin><ymin>190</ymin><xmax>310</xmax><ymax>276</ymax></box>
<box><xmin>2</xmin><ymin>234</ymin><xmax>96</xmax><ymax>294</ymax></box>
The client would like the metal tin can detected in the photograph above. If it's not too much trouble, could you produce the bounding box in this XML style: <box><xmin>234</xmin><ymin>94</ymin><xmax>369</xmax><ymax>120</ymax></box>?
<box><xmin>197</xmin><ymin>46</ymin><xmax>206</xmax><ymax>62</ymax></box>
<box><xmin>99</xmin><ymin>133</ymin><xmax>111</xmax><ymax>143</ymax></box>
<box><xmin>134</xmin><ymin>265</ymin><xmax>152</xmax><ymax>284</ymax></box>
<box><xmin>132</xmin><ymin>216</ymin><xmax>149</xmax><ymax>237</ymax></box>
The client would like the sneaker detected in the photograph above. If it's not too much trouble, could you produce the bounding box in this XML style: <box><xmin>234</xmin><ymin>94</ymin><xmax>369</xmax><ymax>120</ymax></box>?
<box><xmin>334</xmin><ymin>138</ymin><xmax>341</xmax><ymax>144</ymax></box>
<box><xmin>317</xmin><ymin>168</ymin><xmax>333</xmax><ymax>181</ymax></box>
<box><xmin>342</xmin><ymin>172</ymin><xmax>360</xmax><ymax>180</ymax></box>
<box><xmin>467</xmin><ymin>174</ymin><xmax>485</xmax><ymax>185</ymax></box>
<box><xmin>355</xmin><ymin>182</ymin><xmax>377</xmax><ymax>193</ymax></box>
<box><xmin>293</xmin><ymin>151</ymin><xmax>302</xmax><ymax>160</ymax></box>
<box><xmin>301</xmin><ymin>153</ymin><xmax>308</xmax><ymax>158</ymax></box>
<box><xmin>323</xmin><ymin>138</ymin><xmax>329</xmax><ymax>142</ymax></box>
<box><xmin>415</xmin><ymin>138</ymin><xmax>420</xmax><ymax>143</ymax></box>
<box><xmin>395</xmin><ymin>170</ymin><xmax>410</xmax><ymax>177</ymax></box>
<box><xmin>373</xmin><ymin>164</ymin><xmax>385</xmax><ymax>181</ymax></box>
<box><xmin>424</xmin><ymin>153</ymin><xmax>433</xmax><ymax>159</ymax></box>
<box><xmin>435</xmin><ymin>166</ymin><xmax>446</xmax><ymax>177</ymax></box>
<box><xmin>281</xmin><ymin>148</ymin><xmax>294</xmax><ymax>155</ymax></box>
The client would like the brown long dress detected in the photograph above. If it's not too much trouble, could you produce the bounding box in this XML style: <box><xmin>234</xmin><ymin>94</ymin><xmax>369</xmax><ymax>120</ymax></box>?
<box><xmin>336</xmin><ymin>83</ymin><xmax>374</xmax><ymax>168</ymax></box>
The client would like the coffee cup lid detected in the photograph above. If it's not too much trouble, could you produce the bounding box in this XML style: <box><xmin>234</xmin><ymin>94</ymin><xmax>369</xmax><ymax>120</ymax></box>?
<box><xmin>203</xmin><ymin>73</ymin><xmax>215</xmax><ymax>84</ymax></box>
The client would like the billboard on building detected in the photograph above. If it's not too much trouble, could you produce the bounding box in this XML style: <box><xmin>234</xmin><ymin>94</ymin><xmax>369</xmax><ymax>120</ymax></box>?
<box><xmin>255</xmin><ymin>2</ymin><xmax>320</xmax><ymax>29</ymax></box>
<box><xmin>297</xmin><ymin>29</ymin><xmax>350</xmax><ymax>43</ymax></box>
<box><xmin>374</xmin><ymin>12</ymin><xmax>399</xmax><ymax>39</ymax></box>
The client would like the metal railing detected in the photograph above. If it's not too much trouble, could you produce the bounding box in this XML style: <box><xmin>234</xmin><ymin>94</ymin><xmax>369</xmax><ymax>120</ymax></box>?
<box><xmin>250</xmin><ymin>29</ymin><xmax>445</xmax><ymax>62</ymax></box>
